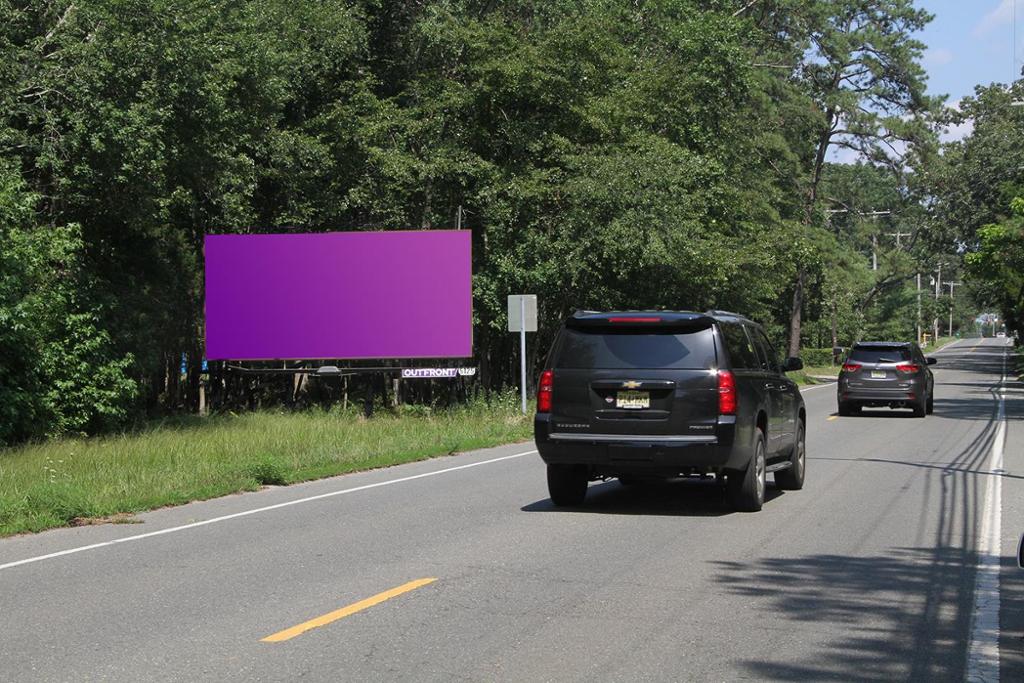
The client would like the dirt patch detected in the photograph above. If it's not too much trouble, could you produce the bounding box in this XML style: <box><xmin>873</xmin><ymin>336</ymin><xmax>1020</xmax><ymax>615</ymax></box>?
<box><xmin>70</xmin><ymin>513</ymin><xmax>142</xmax><ymax>527</ymax></box>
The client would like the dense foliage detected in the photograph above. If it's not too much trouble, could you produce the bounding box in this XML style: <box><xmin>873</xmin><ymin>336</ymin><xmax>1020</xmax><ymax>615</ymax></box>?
<box><xmin>0</xmin><ymin>0</ymin><xmax>981</xmax><ymax>444</ymax></box>
<box><xmin>937</xmin><ymin>82</ymin><xmax>1024</xmax><ymax>335</ymax></box>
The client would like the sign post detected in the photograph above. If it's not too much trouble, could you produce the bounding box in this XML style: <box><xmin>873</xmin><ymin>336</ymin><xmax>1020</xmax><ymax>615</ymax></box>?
<box><xmin>508</xmin><ymin>294</ymin><xmax>538</xmax><ymax>414</ymax></box>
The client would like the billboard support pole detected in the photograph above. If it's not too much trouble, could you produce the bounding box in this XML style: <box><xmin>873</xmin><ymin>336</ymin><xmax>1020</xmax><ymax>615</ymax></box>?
<box><xmin>364</xmin><ymin>373</ymin><xmax>375</xmax><ymax>419</ymax></box>
<box><xmin>520</xmin><ymin>297</ymin><xmax>527</xmax><ymax>414</ymax></box>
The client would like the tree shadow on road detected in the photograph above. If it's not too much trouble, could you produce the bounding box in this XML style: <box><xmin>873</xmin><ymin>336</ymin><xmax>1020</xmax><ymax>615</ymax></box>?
<box><xmin>711</xmin><ymin>547</ymin><xmax>976</xmax><ymax>681</ymax></box>
<box><xmin>713</xmin><ymin>364</ymin><xmax>1023</xmax><ymax>681</ymax></box>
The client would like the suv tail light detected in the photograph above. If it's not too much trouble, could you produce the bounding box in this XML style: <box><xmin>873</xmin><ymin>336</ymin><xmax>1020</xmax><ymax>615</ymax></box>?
<box><xmin>718</xmin><ymin>370</ymin><xmax>737</xmax><ymax>415</ymax></box>
<box><xmin>608</xmin><ymin>317</ymin><xmax>661</xmax><ymax>323</ymax></box>
<box><xmin>842</xmin><ymin>363</ymin><xmax>862</xmax><ymax>372</ymax></box>
<box><xmin>537</xmin><ymin>370</ymin><xmax>553</xmax><ymax>413</ymax></box>
<box><xmin>896</xmin><ymin>363</ymin><xmax>921</xmax><ymax>374</ymax></box>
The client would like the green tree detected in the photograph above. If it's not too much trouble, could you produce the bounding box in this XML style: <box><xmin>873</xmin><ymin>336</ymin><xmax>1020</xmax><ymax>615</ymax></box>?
<box><xmin>938</xmin><ymin>81</ymin><xmax>1024</xmax><ymax>246</ymax></box>
<box><xmin>745</xmin><ymin>0</ymin><xmax>941</xmax><ymax>355</ymax></box>
<box><xmin>965</xmin><ymin>198</ymin><xmax>1024</xmax><ymax>336</ymax></box>
<box><xmin>0</xmin><ymin>159</ymin><xmax>137</xmax><ymax>443</ymax></box>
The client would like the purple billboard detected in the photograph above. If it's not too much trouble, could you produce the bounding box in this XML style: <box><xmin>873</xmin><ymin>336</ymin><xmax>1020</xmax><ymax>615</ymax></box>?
<box><xmin>204</xmin><ymin>230</ymin><xmax>472</xmax><ymax>360</ymax></box>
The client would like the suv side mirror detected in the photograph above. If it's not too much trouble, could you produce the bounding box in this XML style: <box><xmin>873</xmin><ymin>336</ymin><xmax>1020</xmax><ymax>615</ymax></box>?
<box><xmin>926</xmin><ymin>357</ymin><xmax>937</xmax><ymax>365</ymax></box>
<box><xmin>783</xmin><ymin>357</ymin><xmax>804</xmax><ymax>372</ymax></box>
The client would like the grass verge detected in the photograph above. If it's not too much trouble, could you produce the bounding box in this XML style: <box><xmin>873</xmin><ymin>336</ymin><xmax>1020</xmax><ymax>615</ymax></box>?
<box><xmin>0</xmin><ymin>399</ymin><xmax>532</xmax><ymax>537</ymax></box>
<box><xmin>926</xmin><ymin>336</ymin><xmax>958</xmax><ymax>351</ymax></box>
<box><xmin>789</xmin><ymin>365</ymin><xmax>840</xmax><ymax>386</ymax></box>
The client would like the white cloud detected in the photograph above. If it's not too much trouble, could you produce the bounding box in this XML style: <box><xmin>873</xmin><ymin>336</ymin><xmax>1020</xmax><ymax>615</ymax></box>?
<box><xmin>973</xmin><ymin>0</ymin><xmax>1015</xmax><ymax>38</ymax></box>
<box><xmin>826</xmin><ymin>144</ymin><xmax>863</xmax><ymax>165</ymax></box>
<box><xmin>924</xmin><ymin>47</ymin><xmax>954</xmax><ymax>67</ymax></box>
<box><xmin>941</xmin><ymin>99</ymin><xmax>975</xmax><ymax>144</ymax></box>
<box><xmin>941</xmin><ymin>118</ymin><xmax>975</xmax><ymax>143</ymax></box>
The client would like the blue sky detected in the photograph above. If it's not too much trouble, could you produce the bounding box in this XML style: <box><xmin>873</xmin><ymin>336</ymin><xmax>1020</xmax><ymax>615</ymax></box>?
<box><xmin>918</xmin><ymin>0</ymin><xmax>1019</xmax><ymax>104</ymax></box>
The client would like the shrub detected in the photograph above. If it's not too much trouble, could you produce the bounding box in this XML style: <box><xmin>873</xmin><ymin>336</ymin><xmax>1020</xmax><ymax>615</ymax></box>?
<box><xmin>245</xmin><ymin>456</ymin><xmax>288</xmax><ymax>486</ymax></box>
<box><xmin>0</xmin><ymin>162</ymin><xmax>137</xmax><ymax>444</ymax></box>
<box><xmin>800</xmin><ymin>347</ymin><xmax>838</xmax><ymax>367</ymax></box>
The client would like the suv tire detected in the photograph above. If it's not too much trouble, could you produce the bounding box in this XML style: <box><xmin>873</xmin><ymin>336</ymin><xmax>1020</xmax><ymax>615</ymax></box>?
<box><xmin>926</xmin><ymin>392</ymin><xmax>934</xmax><ymax>414</ymax></box>
<box><xmin>774</xmin><ymin>422</ymin><xmax>805</xmax><ymax>491</ymax></box>
<box><xmin>547</xmin><ymin>464</ymin><xmax>588</xmax><ymax>506</ymax></box>
<box><xmin>728</xmin><ymin>430</ymin><xmax>766</xmax><ymax>512</ymax></box>
<box><xmin>912</xmin><ymin>397</ymin><xmax>926</xmax><ymax>418</ymax></box>
<box><xmin>838</xmin><ymin>401</ymin><xmax>860</xmax><ymax>417</ymax></box>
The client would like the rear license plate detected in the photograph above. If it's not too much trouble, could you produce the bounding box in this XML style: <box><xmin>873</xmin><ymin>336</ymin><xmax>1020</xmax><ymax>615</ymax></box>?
<box><xmin>871</xmin><ymin>370</ymin><xmax>886</xmax><ymax>379</ymax></box>
<box><xmin>616</xmin><ymin>390</ymin><xmax>650</xmax><ymax>410</ymax></box>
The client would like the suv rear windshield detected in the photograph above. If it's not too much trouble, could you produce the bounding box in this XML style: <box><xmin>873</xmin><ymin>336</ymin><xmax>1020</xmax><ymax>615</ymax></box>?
<box><xmin>553</xmin><ymin>327</ymin><xmax>717</xmax><ymax>370</ymax></box>
<box><xmin>848</xmin><ymin>345</ymin><xmax>912</xmax><ymax>363</ymax></box>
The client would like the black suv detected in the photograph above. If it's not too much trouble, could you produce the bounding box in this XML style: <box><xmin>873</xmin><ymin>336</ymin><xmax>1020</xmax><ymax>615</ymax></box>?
<box><xmin>534</xmin><ymin>311</ymin><xmax>806</xmax><ymax>512</ymax></box>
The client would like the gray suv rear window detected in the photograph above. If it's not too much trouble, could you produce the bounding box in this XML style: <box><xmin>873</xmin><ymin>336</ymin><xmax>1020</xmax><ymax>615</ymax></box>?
<box><xmin>554</xmin><ymin>328</ymin><xmax>717</xmax><ymax>370</ymax></box>
<box><xmin>848</xmin><ymin>346</ymin><xmax>912</xmax><ymax>363</ymax></box>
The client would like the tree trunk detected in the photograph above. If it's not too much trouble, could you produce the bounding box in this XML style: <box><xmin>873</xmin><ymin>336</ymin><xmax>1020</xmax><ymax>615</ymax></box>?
<box><xmin>788</xmin><ymin>269</ymin><xmax>804</xmax><ymax>358</ymax></box>
<box><xmin>363</xmin><ymin>374</ymin><xmax>375</xmax><ymax>418</ymax></box>
<box><xmin>789</xmin><ymin>104</ymin><xmax>837</xmax><ymax>359</ymax></box>
<box><xmin>831</xmin><ymin>303</ymin><xmax>839</xmax><ymax>363</ymax></box>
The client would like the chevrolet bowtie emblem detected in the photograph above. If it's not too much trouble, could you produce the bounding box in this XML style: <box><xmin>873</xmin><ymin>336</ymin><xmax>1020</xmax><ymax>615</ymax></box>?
<box><xmin>622</xmin><ymin>381</ymin><xmax>641</xmax><ymax>389</ymax></box>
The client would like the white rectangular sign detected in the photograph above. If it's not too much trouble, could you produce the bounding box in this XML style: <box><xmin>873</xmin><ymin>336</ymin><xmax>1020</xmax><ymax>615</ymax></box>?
<box><xmin>508</xmin><ymin>295</ymin><xmax>538</xmax><ymax>332</ymax></box>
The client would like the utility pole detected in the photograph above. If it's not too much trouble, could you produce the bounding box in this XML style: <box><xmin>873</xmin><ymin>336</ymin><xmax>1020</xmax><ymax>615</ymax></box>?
<box><xmin>933</xmin><ymin>263</ymin><xmax>942</xmax><ymax>343</ymax></box>
<box><xmin>946</xmin><ymin>281</ymin><xmax>960</xmax><ymax>337</ymax></box>
<box><xmin>825</xmin><ymin>209</ymin><xmax>892</xmax><ymax>269</ymax></box>
<box><xmin>867</xmin><ymin>211</ymin><xmax>891</xmax><ymax>271</ymax></box>
<box><xmin>886</xmin><ymin>230</ymin><xmax>912</xmax><ymax>248</ymax></box>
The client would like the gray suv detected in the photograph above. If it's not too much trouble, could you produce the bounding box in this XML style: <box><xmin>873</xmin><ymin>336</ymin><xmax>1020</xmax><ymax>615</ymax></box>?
<box><xmin>534</xmin><ymin>311</ymin><xmax>806</xmax><ymax>512</ymax></box>
<box><xmin>837</xmin><ymin>342</ymin><xmax>936</xmax><ymax>417</ymax></box>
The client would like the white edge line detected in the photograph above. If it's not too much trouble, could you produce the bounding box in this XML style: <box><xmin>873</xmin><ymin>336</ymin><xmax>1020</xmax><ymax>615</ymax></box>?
<box><xmin>965</xmin><ymin>346</ymin><xmax>1006</xmax><ymax>682</ymax></box>
<box><xmin>800</xmin><ymin>382</ymin><xmax>834</xmax><ymax>393</ymax></box>
<box><xmin>0</xmin><ymin>449</ymin><xmax>538</xmax><ymax>572</ymax></box>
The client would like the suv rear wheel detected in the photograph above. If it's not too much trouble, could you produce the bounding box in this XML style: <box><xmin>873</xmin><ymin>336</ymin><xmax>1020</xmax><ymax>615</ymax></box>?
<box><xmin>838</xmin><ymin>401</ymin><xmax>860</xmax><ymax>417</ymax></box>
<box><xmin>547</xmin><ymin>464</ymin><xmax>588</xmax><ymax>506</ymax></box>
<box><xmin>912</xmin><ymin>396</ymin><xmax>926</xmax><ymax>418</ymax></box>
<box><xmin>774</xmin><ymin>422</ymin><xmax>805</xmax><ymax>491</ymax></box>
<box><xmin>728</xmin><ymin>430</ymin><xmax>766</xmax><ymax>512</ymax></box>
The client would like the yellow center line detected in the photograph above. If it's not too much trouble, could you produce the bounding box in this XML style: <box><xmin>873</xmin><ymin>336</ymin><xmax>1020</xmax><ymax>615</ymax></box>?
<box><xmin>261</xmin><ymin>578</ymin><xmax>437</xmax><ymax>643</ymax></box>
<box><xmin>827</xmin><ymin>415</ymin><xmax>838</xmax><ymax>421</ymax></box>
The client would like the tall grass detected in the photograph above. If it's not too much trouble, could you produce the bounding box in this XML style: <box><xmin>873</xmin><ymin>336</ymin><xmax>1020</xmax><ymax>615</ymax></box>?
<box><xmin>927</xmin><ymin>336</ymin><xmax>957</xmax><ymax>351</ymax></box>
<box><xmin>789</xmin><ymin>366</ymin><xmax>839</xmax><ymax>385</ymax></box>
<box><xmin>0</xmin><ymin>397</ymin><xmax>532</xmax><ymax>536</ymax></box>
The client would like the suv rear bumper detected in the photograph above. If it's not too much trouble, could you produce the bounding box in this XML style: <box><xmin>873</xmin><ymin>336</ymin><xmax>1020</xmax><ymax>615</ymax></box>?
<box><xmin>534</xmin><ymin>414</ymin><xmax>742</xmax><ymax>473</ymax></box>
<box><xmin>839</xmin><ymin>385</ymin><xmax>924</xmax><ymax>406</ymax></box>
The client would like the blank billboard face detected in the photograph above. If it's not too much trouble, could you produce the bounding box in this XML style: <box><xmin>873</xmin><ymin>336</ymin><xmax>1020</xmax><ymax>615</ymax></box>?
<box><xmin>204</xmin><ymin>230</ymin><xmax>472</xmax><ymax>360</ymax></box>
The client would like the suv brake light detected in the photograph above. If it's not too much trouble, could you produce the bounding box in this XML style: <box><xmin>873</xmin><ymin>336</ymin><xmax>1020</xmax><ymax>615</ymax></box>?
<box><xmin>718</xmin><ymin>370</ymin><xmax>736</xmax><ymax>415</ymax></box>
<box><xmin>896</xmin><ymin>363</ymin><xmax>921</xmax><ymax>374</ymax></box>
<box><xmin>607</xmin><ymin>317</ymin><xmax>661</xmax><ymax>323</ymax></box>
<box><xmin>537</xmin><ymin>370</ymin><xmax>553</xmax><ymax>413</ymax></box>
<box><xmin>842</xmin><ymin>363</ymin><xmax>862</xmax><ymax>372</ymax></box>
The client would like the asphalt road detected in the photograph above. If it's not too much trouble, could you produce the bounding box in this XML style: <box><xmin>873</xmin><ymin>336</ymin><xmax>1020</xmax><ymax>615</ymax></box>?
<box><xmin>1</xmin><ymin>337</ymin><xmax>1021</xmax><ymax>682</ymax></box>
